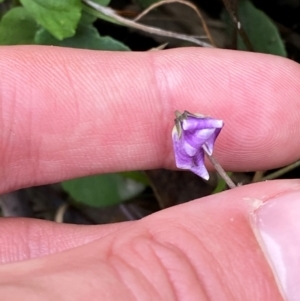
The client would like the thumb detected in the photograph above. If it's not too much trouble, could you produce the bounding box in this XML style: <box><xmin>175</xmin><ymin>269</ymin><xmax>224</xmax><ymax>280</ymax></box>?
<box><xmin>0</xmin><ymin>180</ymin><xmax>298</xmax><ymax>301</ymax></box>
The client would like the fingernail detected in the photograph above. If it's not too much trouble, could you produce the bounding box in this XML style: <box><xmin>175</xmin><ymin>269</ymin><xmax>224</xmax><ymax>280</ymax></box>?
<box><xmin>253</xmin><ymin>191</ymin><xmax>300</xmax><ymax>301</ymax></box>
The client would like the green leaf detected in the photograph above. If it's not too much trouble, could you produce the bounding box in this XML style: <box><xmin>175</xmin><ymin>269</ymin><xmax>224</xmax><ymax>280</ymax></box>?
<box><xmin>121</xmin><ymin>171</ymin><xmax>149</xmax><ymax>185</ymax></box>
<box><xmin>35</xmin><ymin>23</ymin><xmax>130</xmax><ymax>51</ymax></box>
<box><xmin>62</xmin><ymin>173</ymin><xmax>145</xmax><ymax>207</ymax></box>
<box><xmin>80</xmin><ymin>11</ymin><xmax>97</xmax><ymax>24</ymax></box>
<box><xmin>92</xmin><ymin>0</ymin><xmax>111</xmax><ymax>7</ymax></box>
<box><xmin>223</xmin><ymin>0</ymin><xmax>286</xmax><ymax>57</ymax></box>
<box><xmin>82</xmin><ymin>4</ymin><xmax>121</xmax><ymax>26</ymax></box>
<box><xmin>212</xmin><ymin>172</ymin><xmax>232</xmax><ymax>194</ymax></box>
<box><xmin>0</xmin><ymin>7</ymin><xmax>38</xmax><ymax>45</ymax></box>
<box><xmin>20</xmin><ymin>0</ymin><xmax>82</xmax><ymax>40</ymax></box>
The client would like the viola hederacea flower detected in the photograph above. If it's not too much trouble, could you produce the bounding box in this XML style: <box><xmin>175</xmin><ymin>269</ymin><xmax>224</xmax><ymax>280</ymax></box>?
<box><xmin>172</xmin><ymin>110</ymin><xmax>224</xmax><ymax>181</ymax></box>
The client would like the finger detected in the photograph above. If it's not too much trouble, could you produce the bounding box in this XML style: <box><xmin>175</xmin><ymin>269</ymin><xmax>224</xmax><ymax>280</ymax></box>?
<box><xmin>1</xmin><ymin>179</ymin><xmax>297</xmax><ymax>300</ymax></box>
<box><xmin>1</xmin><ymin>46</ymin><xmax>300</xmax><ymax>192</ymax></box>
<box><xmin>0</xmin><ymin>218</ymin><xmax>130</xmax><ymax>263</ymax></box>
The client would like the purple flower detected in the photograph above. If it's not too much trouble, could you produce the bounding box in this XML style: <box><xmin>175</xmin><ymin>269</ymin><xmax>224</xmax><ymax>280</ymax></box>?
<box><xmin>172</xmin><ymin>110</ymin><xmax>224</xmax><ymax>180</ymax></box>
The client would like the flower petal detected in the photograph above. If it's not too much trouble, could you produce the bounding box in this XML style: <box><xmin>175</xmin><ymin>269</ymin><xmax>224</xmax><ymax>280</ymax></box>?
<box><xmin>184</xmin><ymin>128</ymin><xmax>216</xmax><ymax>151</ymax></box>
<box><xmin>173</xmin><ymin>128</ymin><xmax>197</xmax><ymax>157</ymax></box>
<box><xmin>202</xmin><ymin>127</ymin><xmax>222</xmax><ymax>155</ymax></box>
<box><xmin>172</xmin><ymin>129</ymin><xmax>194</xmax><ymax>169</ymax></box>
<box><xmin>182</xmin><ymin>117</ymin><xmax>223</xmax><ymax>131</ymax></box>
<box><xmin>172</xmin><ymin>111</ymin><xmax>223</xmax><ymax>181</ymax></box>
<box><xmin>189</xmin><ymin>148</ymin><xmax>209</xmax><ymax>180</ymax></box>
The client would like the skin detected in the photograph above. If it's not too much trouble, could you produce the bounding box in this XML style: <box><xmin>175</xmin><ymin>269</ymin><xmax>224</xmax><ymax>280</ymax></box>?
<box><xmin>0</xmin><ymin>46</ymin><xmax>300</xmax><ymax>300</ymax></box>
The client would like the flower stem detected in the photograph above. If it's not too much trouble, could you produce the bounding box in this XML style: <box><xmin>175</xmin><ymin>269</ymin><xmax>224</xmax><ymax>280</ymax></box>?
<box><xmin>205</xmin><ymin>152</ymin><xmax>237</xmax><ymax>189</ymax></box>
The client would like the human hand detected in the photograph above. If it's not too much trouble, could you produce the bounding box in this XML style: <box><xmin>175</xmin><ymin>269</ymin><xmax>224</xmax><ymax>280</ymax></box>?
<box><xmin>0</xmin><ymin>46</ymin><xmax>300</xmax><ymax>300</ymax></box>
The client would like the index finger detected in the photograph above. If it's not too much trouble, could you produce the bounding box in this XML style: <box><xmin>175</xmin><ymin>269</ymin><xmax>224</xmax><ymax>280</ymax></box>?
<box><xmin>1</xmin><ymin>46</ymin><xmax>300</xmax><ymax>193</ymax></box>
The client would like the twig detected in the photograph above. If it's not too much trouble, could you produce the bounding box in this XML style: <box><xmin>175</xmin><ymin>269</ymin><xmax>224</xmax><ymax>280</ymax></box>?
<box><xmin>133</xmin><ymin>0</ymin><xmax>216</xmax><ymax>46</ymax></box>
<box><xmin>55</xmin><ymin>203</ymin><xmax>69</xmax><ymax>223</ymax></box>
<box><xmin>83</xmin><ymin>0</ymin><xmax>213</xmax><ymax>47</ymax></box>
<box><xmin>252</xmin><ymin>171</ymin><xmax>265</xmax><ymax>182</ymax></box>
<box><xmin>119</xmin><ymin>203</ymin><xmax>145</xmax><ymax>220</ymax></box>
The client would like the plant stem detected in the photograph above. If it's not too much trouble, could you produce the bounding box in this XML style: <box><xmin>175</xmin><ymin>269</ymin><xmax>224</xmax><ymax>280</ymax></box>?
<box><xmin>83</xmin><ymin>0</ymin><xmax>213</xmax><ymax>47</ymax></box>
<box><xmin>221</xmin><ymin>0</ymin><xmax>254</xmax><ymax>51</ymax></box>
<box><xmin>262</xmin><ymin>160</ymin><xmax>300</xmax><ymax>181</ymax></box>
<box><xmin>205</xmin><ymin>152</ymin><xmax>237</xmax><ymax>189</ymax></box>
<box><xmin>252</xmin><ymin>171</ymin><xmax>265</xmax><ymax>182</ymax></box>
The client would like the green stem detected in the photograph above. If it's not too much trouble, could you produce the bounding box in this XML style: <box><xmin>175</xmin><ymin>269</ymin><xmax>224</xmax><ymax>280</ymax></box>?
<box><xmin>262</xmin><ymin>160</ymin><xmax>300</xmax><ymax>181</ymax></box>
